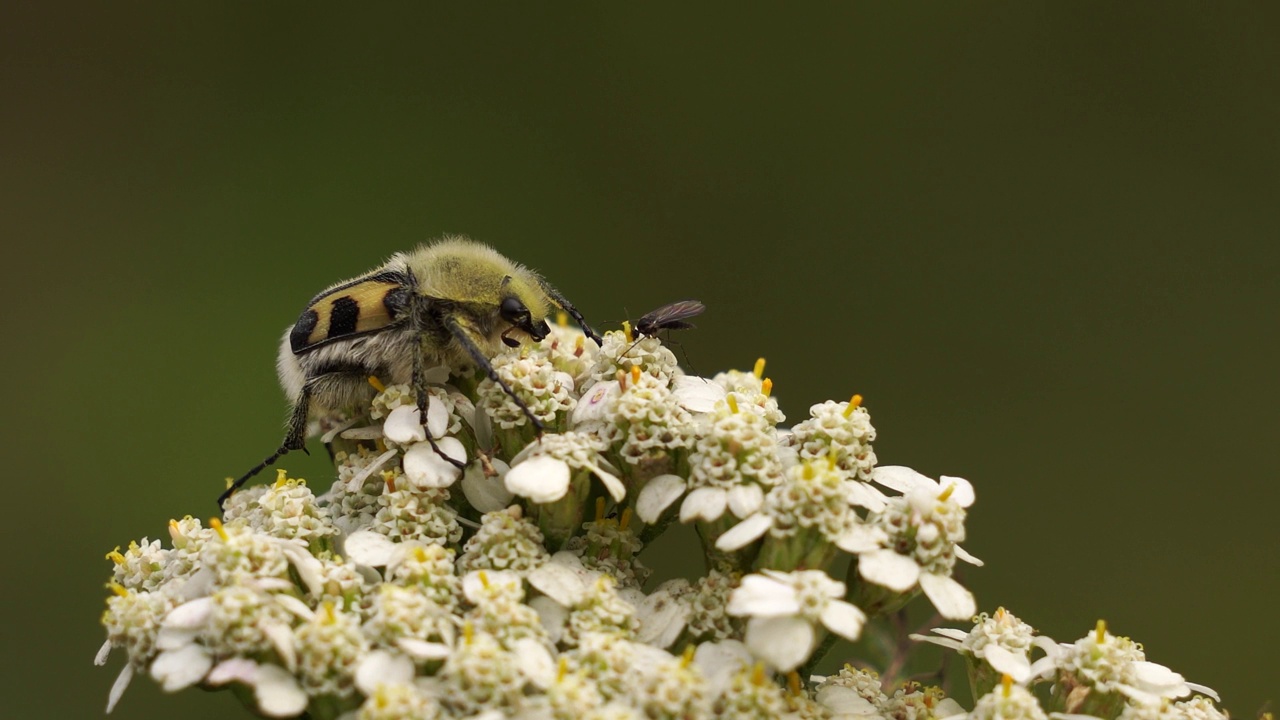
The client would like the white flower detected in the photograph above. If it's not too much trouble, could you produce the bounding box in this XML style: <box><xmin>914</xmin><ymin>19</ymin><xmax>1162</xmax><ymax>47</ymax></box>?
<box><xmin>402</xmin><ymin>437</ymin><xmax>467</xmax><ymax>488</ymax></box>
<box><xmin>460</xmin><ymin>457</ymin><xmax>513</xmax><ymax>513</ymax></box>
<box><xmin>206</xmin><ymin>659</ymin><xmax>309</xmax><ymax>718</ymax></box>
<box><xmin>911</xmin><ymin>607</ymin><xmax>1036</xmax><ymax>682</ymax></box>
<box><xmin>634</xmin><ymin>474</ymin><xmax>687</xmax><ymax>524</ymax></box>
<box><xmin>727</xmin><ymin>569</ymin><xmax>866</xmax><ymax>672</ymax></box>
<box><xmin>506</xmin><ymin>432</ymin><xmax>625</xmax><ymax>503</ymax></box>
<box><xmin>671</xmin><ymin>375</ymin><xmax>726</xmax><ymax>413</ymax></box>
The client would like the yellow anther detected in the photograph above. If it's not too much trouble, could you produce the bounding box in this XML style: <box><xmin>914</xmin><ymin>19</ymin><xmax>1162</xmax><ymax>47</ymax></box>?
<box><xmin>787</xmin><ymin>671</ymin><xmax>802</xmax><ymax>695</ymax></box>
<box><xmin>384</xmin><ymin>474</ymin><xmax>397</xmax><ymax>493</ymax></box>
<box><xmin>995</xmin><ymin>607</ymin><xmax>1007</xmax><ymax>620</ymax></box>
<box><xmin>105</xmin><ymin>546</ymin><xmax>125</xmax><ymax>564</ymax></box>
<box><xmin>376</xmin><ymin>438</ymin><xmax>387</xmax><ymax>453</ymax></box>
<box><xmin>1095</xmin><ymin>619</ymin><xmax>1107</xmax><ymax>644</ymax></box>
<box><xmin>322</xmin><ymin>601</ymin><xmax>337</xmax><ymax>623</ymax></box>
<box><xmin>827</xmin><ymin>448</ymin><xmax>839</xmax><ymax>471</ymax></box>
<box><xmin>557</xmin><ymin>311</ymin><xmax>568</xmax><ymax>328</ymax></box>
<box><xmin>209</xmin><ymin>517</ymin><xmax>228</xmax><ymax>541</ymax></box>
<box><xmin>574</xmin><ymin>334</ymin><xmax>585</xmax><ymax>356</ymax></box>
<box><xmin>727</xmin><ymin>394</ymin><xmax>740</xmax><ymax>414</ymax></box>
<box><xmin>843</xmin><ymin>394</ymin><xmax>863</xmax><ymax>418</ymax></box>
<box><xmin>463</xmin><ymin>621</ymin><xmax>475</xmax><ymax>645</ymax></box>
<box><xmin>802</xmin><ymin>461</ymin><xmax>816</xmax><ymax>480</ymax></box>
<box><xmin>367</xmin><ymin>375</ymin><xmax>386</xmax><ymax>393</ymax></box>
<box><xmin>761</xmin><ymin>377</ymin><xmax>773</xmax><ymax>397</ymax></box>
<box><xmin>478</xmin><ymin>571</ymin><xmax>491</xmax><ymax>589</ymax></box>
<box><xmin>753</xmin><ymin>357</ymin><xmax>766</xmax><ymax>378</ymax></box>
<box><xmin>1001</xmin><ymin>673</ymin><xmax>1013</xmax><ymax>697</ymax></box>
<box><xmin>631</xmin><ymin>365</ymin><xmax>642</xmax><ymax>385</ymax></box>
<box><xmin>107</xmin><ymin>581</ymin><xmax>129</xmax><ymax>597</ymax></box>
<box><xmin>274</xmin><ymin>468</ymin><xmax>289</xmax><ymax>488</ymax></box>
<box><xmin>413</xmin><ymin>546</ymin><xmax>428</xmax><ymax>562</ymax></box>
<box><xmin>592</xmin><ymin>496</ymin><xmax>605</xmax><ymax>521</ymax></box>
<box><xmin>619</xmin><ymin>507</ymin><xmax>632</xmax><ymax>531</ymax></box>
<box><xmin>623</xmin><ymin>320</ymin><xmax>634</xmax><ymax>344</ymax></box>
<box><xmin>557</xmin><ymin>657</ymin><xmax>569</xmax><ymax>682</ymax></box>
<box><xmin>938</xmin><ymin>484</ymin><xmax>955</xmax><ymax>502</ymax></box>
<box><xmin>680</xmin><ymin>644</ymin><xmax>696</xmax><ymax>668</ymax></box>
<box><xmin>751</xmin><ymin>662</ymin><xmax>767</xmax><ymax>686</ymax></box>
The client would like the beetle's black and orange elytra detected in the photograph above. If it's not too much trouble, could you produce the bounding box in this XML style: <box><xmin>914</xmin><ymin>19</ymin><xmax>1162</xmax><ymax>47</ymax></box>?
<box><xmin>219</xmin><ymin>237</ymin><xmax>600</xmax><ymax>508</ymax></box>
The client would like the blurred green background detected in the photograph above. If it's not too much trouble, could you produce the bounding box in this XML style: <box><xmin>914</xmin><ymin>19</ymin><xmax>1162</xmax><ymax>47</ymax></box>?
<box><xmin>3</xmin><ymin>4</ymin><xmax>1276</xmax><ymax>717</ymax></box>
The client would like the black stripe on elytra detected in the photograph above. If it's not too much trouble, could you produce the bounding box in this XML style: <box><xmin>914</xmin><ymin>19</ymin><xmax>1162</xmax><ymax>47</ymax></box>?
<box><xmin>289</xmin><ymin>308</ymin><xmax>320</xmax><ymax>354</ymax></box>
<box><xmin>328</xmin><ymin>296</ymin><xmax>360</xmax><ymax>337</ymax></box>
<box><xmin>383</xmin><ymin>286</ymin><xmax>411</xmax><ymax>317</ymax></box>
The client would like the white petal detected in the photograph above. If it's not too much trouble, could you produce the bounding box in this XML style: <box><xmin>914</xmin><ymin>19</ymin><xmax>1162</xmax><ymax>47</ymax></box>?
<box><xmin>871</xmin><ymin>465</ymin><xmax>934</xmax><ymax>494</ymax></box>
<box><xmin>426</xmin><ymin>394</ymin><xmax>450</xmax><ymax>439</ymax></box>
<box><xmin>273</xmin><ymin>594</ymin><xmax>316</xmax><ymax>621</ymax></box>
<box><xmin>207</xmin><ymin>657</ymin><xmax>259</xmax><ymax>686</ymax></box>
<box><xmin>727</xmin><ymin>484</ymin><xmax>764</xmax><ymax>518</ymax></box>
<box><xmin>857</xmin><ymin>549</ymin><xmax>920</xmax><ymax>592</ymax></box>
<box><xmin>572</xmin><ymin>380</ymin><xmax>620</xmax><ymax>425</ymax></box>
<box><xmin>931</xmin><ymin>627</ymin><xmax>970</xmax><ymax>641</ymax></box>
<box><xmin>529</xmin><ymin>595</ymin><xmax>568</xmax><ymax>644</ymax></box>
<box><xmin>919</xmin><ymin>572</ymin><xmax>976</xmax><ymax>620</ymax></box>
<box><xmin>155</xmin><ymin>626</ymin><xmax>199</xmax><ymax>652</ymax></box>
<box><xmin>462</xmin><ymin>569</ymin><xmax>522</xmax><ymax>603</ymax></box>
<box><xmin>95</xmin><ymin>639</ymin><xmax>113</xmax><ymax>666</ymax></box>
<box><xmin>1186</xmin><ymin>682</ymin><xmax>1219</xmax><ymax>701</ymax></box>
<box><xmin>383</xmin><ymin>405</ymin><xmax>426</xmax><ymax>444</ymax></box>
<box><xmin>815</xmin><ymin>685</ymin><xmax>879</xmax><ymax>716</ymax></box>
<box><xmin>253</xmin><ymin>664</ymin><xmax>309</xmax><ymax>718</ymax></box>
<box><xmin>262</xmin><ymin>622</ymin><xmax>297</xmax><ymax>673</ymax></box>
<box><xmin>820</xmin><ymin>600</ymin><xmax>866</xmax><ymax>641</ymax></box>
<box><xmin>954</xmin><ymin>544</ymin><xmax>983</xmax><ymax>566</ymax></box>
<box><xmin>636</xmin><ymin>589</ymin><xmax>691</xmax><ymax>649</ymax></box>
<box><xmin>514</xmin><ymin>638</ymin><xmax>556</xmax><ymax>689</ymax></box>
<box><xmin>938</xmin><ymin>475</ymin><xmax>975</xmax><ymax>507</ymax></box>
<box><xmin>908</xmin><ymin>633</ymin><xmax>965</xmax><ymax>651</ymax></box>
<box><xmin>343</xmin><ymin>530</ymin><xmax>397</xmax><ymax>567</ymax></box>
<box><xmin>715</xmin><ymin>513</ymin><xmax>774</xmax><ymax>552</ymax></box>
<box><xmin>319</xmin><ymin>416</ymin><xmax>361</xmax><ymax>444</ymax></box>
<box><xmin>1028</xmin><ymin>656</ymin><xmax>1059</xmax><ymax>681</ymax></box>
<box><xmin>345</xmin><ymin>448</ymin><xmax>399</xmax><ymax>493</ymax></box>
<box><xmin>693</xmin><ymin>639</ymin><xmax>753</xmax><ymax>691</ymax></box>
<box><xmin>727</xmin><ymin>574</ymin><xmax>801</xmax><ymax>617</ymax></box>
<box><xmin>397</xmin><ymin>637</ymin><xmax>452</xmax><ymax>660</ymax></box>
<box><xmin>673</xmin><ymin>375</ymin><xmax>727</xmax><ymax>413</ymax></box>
<box><xmin>935</xmin><ymin>699</ymin><xmax>967</xmax><ymax>718</ymax></box>
<box><xmin>680</xmin><ymin>487</ymin><xmax>727</xmax><ymax>523</ymax></box>
<box><xmin>355</xmin><ymin>650</ymin><xmax>415</xmax><ymax>695</ymax></box>
<box><xmin>745</xmin><ymin>615</ymin><xmax>814</xmax><ymax>672</ymax></box>
<box><xmin>403</xmin><ymin>438</ymin><xmax>466</xmax><ymax>488</ymax></box>
<box><xmin>505</xmin><ymin>455</ymin><xmax>571</xmax><ymax>504</ymax></box>
<box><xmin>460</xmin><ymin>459</ymin><xmax>513</xmax><ymax>513</ymax></box>
<box><xmin>982</xmin><ymin>643</ymin><xmax>1031</xmax><ymax>682</ymax></box>
<box><xmin>150</xmin><ymin>644</ymin><xmax>213</xmax><ymax>692</ymax></box>
<box><xmin>163</xmin><ymin>597</ymin><xmax>213</xmax><ymax>630</ymax></box>
<box><xmin>528</xmin><ymin>561</ymin><xmax>590</xmax><ymax>607</ymax></box>
<box><xmin>635</xmin><ymin>474</ymin><xmax>686</xmax><ymax>524</ymax></box>
<box><xmin>106</xmin><ymin>663</ymin><xmax>134</xmax><ymax>713</ymax></box>
<box><xmin>847</xmin><ymin>480</ymin><xmax>888</xmax><ymax>512</ymax></box>
<box><xmin>276</xmin><ymin>541</ymin><xmax>325</xmax><ymax>596</ymax></box>
<box><xmin>1131</xmin><ymin>661</ymin><xmax>1190</xmax><ymax>698</ymax></box>
<box><xmin>835</xmin><ymin>523</ymin><xmax>887</xmax><ymax>554</ymax></box>
<box><xmin>586</xmin><ymin>462</ymin><xmax>627</xmax><ymax>502</ymax></box>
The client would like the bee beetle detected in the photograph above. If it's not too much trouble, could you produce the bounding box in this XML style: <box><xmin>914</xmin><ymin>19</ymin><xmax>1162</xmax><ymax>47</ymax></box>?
<box><xmin>220</xmin><ymin>236</ymin><xmax>599</xmax><ymax>508</ymax></box>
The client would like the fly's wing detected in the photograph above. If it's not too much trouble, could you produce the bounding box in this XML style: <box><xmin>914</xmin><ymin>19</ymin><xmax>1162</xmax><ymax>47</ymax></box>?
<box><xmin>636</xmin><ymin>299</ymin><xmax>705</xmax><ymax>335</ymax></box>
<box><xmin>289</xmin><ymin>271</ymin><xmax>412</xmax><ymax>354</ymax></box>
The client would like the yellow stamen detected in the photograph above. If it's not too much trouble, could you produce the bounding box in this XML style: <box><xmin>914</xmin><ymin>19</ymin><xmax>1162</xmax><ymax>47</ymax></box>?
<box><xmin>802</xmin><ymin>461</ymin><xmax>816</xmax><ymax>480</ymax></box>
<box><xmin>727</xmin><ymin>394</ymin><xmax>739</xmax><ymax>414</ymax></box>
<box><xmin>367</xmin><ymin>375</ymin><xmax>386</xmax><ymax>393</ymax></box>
<box><xmin>761</xmin><ymin>378</ymin><xmax>773</xmax><ymax>397</ymax></box>
<box><xmin>753</xmin><ymin>357</ymin><xmax>766</xmax><ymax>378</ymax></box>
<box><xmin>376</xmin><ymin>438</ymin><xmax>387</xmax><ymax>453</ymax></box>
<box><xmin>557</xmin><ymin>657</ymin><xmax>569</xmax><ymax>682</ymax></box>
<box><xmin>1001</xmin><ymin>674</ymin><xmax>1013</xmax><ymax>697</ymax></box>
<box><xmin>631</xmin><ymin>365</ymin><xmax>641</xmax><ymax>385</ymax></box>
<box><xmin>413</xmin><ymin>546</ymin><xmax>428</xmax><ymax>562</ymax></box>
<box><xmin>617</xmin><ymin>369</ymin><xmax>628</xmax><ymax>390</ymax></box>
<box><xmin>105</xmin><ymin>546</ymin><xmax>125</xmax><ymax>564</ymax></box>
<box><xmin>595</xmin><ymin>496</ymin><xmax>606</xmax><ymax>521</ymax></box>
<box><xmin>827</xmin><ymin>448</ymin><xmax>839</xmax><ymax>471</ymax></box>
<box><xmin>1095</xmin><ymin>619</ymin><xmax>1107</xmax><ymax>644</ymax></box>
<box><xmin>384</xmin><ymin>473</ymin><xmax>396</xmax><ymax>493</ymax></box>
<box><xmin>787</xmin><ymin>671</ymin><xmax>802</xmax><ymax>695</ymax></box>
<box><xmin>619</xmin><ymin>507</ymin><xmax>632</xmax><ymax>531</ymax></box>
<box><xmin>680</xmin><ymin>644</ymin><xmax>696</xmax><ymax>668</ymax></box>
<box><xmin>556</xmin><ymin>311</ymin><xmax>568</xmax><ymax>328</ymax></box>
<box><xmin>463</xmin><ymin>621</ymin><xmax>474</xmax><ymax>645</ymax></box>
<box><xmin>209</xmin><ymin>517</ymin><xmax>228</xmax><ymax>541</ymax></box>
<box><xmin>843</xmin><ymin>394</ymin><xmax>863</xmax><ymax>418</ymax></box>
<box><xmin>106</xmin><ymin>581</ymin><xmax>128</xmax><ymax>597</ymax></box>
<box><xmin>938</xmin><ymin>484</ymin><xmax>955</xmax><ymax>502</ymax></box>
<box><xmin>574</xmin><ymin>334</ymin><xmax>585</xmax><ymax>357</ymax></box>
<box><xmin>623</xmin><ymin>320</ymin><xmax>634</xmax><ymax>344</ymax></box>
<box><xmin>751</xmin><ymin>662</ymin><xmax>767</xmax><ymax>686</ymax></box>
<box><xmin>274</xmin><ymin>468</ymin><xmax>289</xmax><ymax>488</ymax></box>
<box><xmin>322</xmin><ymin>601</ymin><xmax>336</xmax><ymax>623</ymax></box>
<box><xmin>995</xmin><ymin>607</ymin><xmax>1007</xmax><ymax>620</ymax></box>
<box><xmin>478</xmin><ymin>571</ymin><xmax>491</xmax><ymax>589</ymax></box>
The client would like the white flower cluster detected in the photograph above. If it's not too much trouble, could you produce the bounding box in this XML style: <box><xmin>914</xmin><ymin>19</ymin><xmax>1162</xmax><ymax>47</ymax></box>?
<box><xmin>97</xmin><ymin>325</ymin><xmax>1234</xmax><ymax>720</ymax></box>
